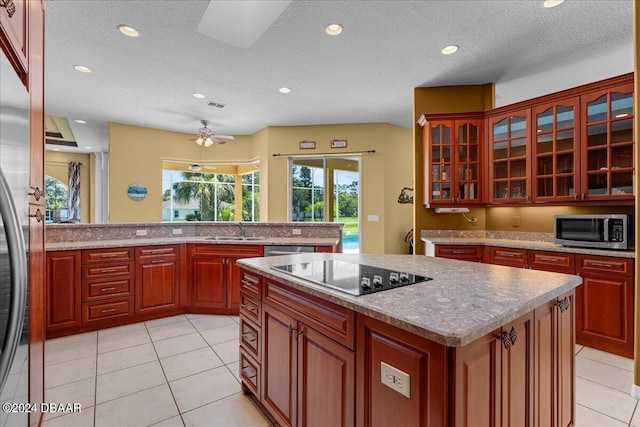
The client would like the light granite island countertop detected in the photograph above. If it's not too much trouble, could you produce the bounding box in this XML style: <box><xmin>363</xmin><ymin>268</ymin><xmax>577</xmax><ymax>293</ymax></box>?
<box><xmin>237</xmin><ymin>252</ymin><xmax>582</xmax><ymax>347</ymax></box>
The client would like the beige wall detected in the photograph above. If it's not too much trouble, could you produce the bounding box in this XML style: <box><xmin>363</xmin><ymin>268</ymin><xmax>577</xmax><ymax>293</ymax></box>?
<box><xmin>108</xmin><ymin>122</ymin><xmax>413</xmax><ymax>254</ymax></box>
<box><xmin>44</xmin><ymin>151</ymin><xmax>92</xmax><ymax>223</ymax></box>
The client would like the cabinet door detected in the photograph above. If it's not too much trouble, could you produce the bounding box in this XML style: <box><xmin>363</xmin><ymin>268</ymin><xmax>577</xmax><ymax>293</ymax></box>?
<box><xmin>485</xmin><ymin>246</ymin><xmax>528</xmax><ymax>268</ymax></box>
<box><xmin>0</xmin><ymin>0</ymin><xmax>28</xmax><ymax>76</ymax></box>
<box><xmin>556</xmin><ymin>293</ymin><xmax>575</xmax><ymax>427</ymax></box>
<box><xmin>532</xmin><ymin>98</ymin><xmax>580</xmax><ymax>202</ymax></box>
<box><xmin>427</xmin><ymin>121</ymin><xmax>454</xmax><ymax>204</ymax></box>
<box><xmin>191</xmin><ymin>255</ymin><xmax>226</xmax><ymax>309</ymax></box>
<box><xmin>135</xmin><ymin>256</ymin><xmax>179</xmax><ymax>314</ymax></box>
<box><xmin>580</xmin><ymin>83</ymin><xmax>634</xmax><ymax>201</ymax></box>
<box><xmin>297</xmin><ymin>322</ymin><xmax>355</xmax><ymax>427</ymax></box>
<box><xmin>227</xmin><ymin>257</ymin><xmax>243</xmax><ymax>309</ymax></box>
<box><xmin>46</xmin><ymin>251</ymin><xmax>81</xmax><ymax>331</ymax></box>
<box><xmin>435</xmin><ymin>244</ymin><xmax>482</xmax><ymax>262</ymax></box>
<box><xmin>488</xmin><ymin>110</ymin><xmax>531</xmax><ymax>203</ymax></box>
<box><xmin>262</xmin><ymin>304</ymin><xmax>296</xmax><ymax>427</ymax></box>
<box><xmin>455</xmin><ymin>119</ymin><xmax>482</xmax><ymax>204</ymax></box>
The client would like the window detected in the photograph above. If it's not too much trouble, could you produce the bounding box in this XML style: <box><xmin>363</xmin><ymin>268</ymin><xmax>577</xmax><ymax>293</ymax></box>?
<box><xmin>45</xmin><ymin>176</ymin><xmax>69</xmax><ymax>223</ymax></box>
<box><xmin>242</xmin><ymin>171</ymin><xmax>260</xmax><ymax>221</ymax></box>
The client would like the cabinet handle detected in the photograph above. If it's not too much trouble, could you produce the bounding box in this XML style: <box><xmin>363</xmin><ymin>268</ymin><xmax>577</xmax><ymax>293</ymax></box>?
<box><xmin>0</xmin><ymin>0</ymin><xmax>16</xmax><ymax>18</ymax></box>
<box><xmin>500</xmin><ymin>252</ymin><xmax>518</xmax><ymax>258</ymax></box>
<box><xmin>498</xmin><ymin>326</ymin><xmax>518</xmax><ymax>350</ymax></box>
<box><xmin>574</xmin><ymin>193</ymin><xmax>580</xmax><ymax>201</ymax></box>
<box><xmin>101</xmin><ymin>269</ymin><xmax>118</xmax><ymax>273</ymax></box>
<box><xmin>241</xmin><ymin>279</ymin><xmax>251</xmax><ymax>286</ymax></box>
<box><xmin>581</xmin><ymin>193</ymin><xmax>586</xmax><ymax>200</ymax></box>
<box><xmin>100</xmin><ymin>287</ymin><xmax>117</xmax><ymax>292</ymax></box>
<box><xmin>151</xmin><ymin>259</ymin><xmax>166</xmax><ymax>264</ymax></box>
<box><xmin>29</xmin><ymin>208</ymin><xmax>44</xmax><ymax>223</ymax></box>
<box><xmin>101</xmin><ymin>253</ymin><xmax>118</xmax><ymax>258</ymax></box>
<box><xmin>288</xmin><ymin>325</ymin><xmax>304</xmax><ymax>340</ymax></box>
<box><xmin>539</xmin><ymin>256</ymin><xmax>560</xmax><ymax>263</ymax></box>
<box><xmin>240</xmin><ymin>303</ymin><xmax>256</xmax><ymax>312</ymax></box>
<box><xmin>241</xmin><ymin>332</ymin><xmax>256</xmax><ymax>342</ymax></box>
<box><xmin>241</xmin><ymin>368</ymin><xmax>256</xmax><ymax>380</ymax></box>
<box><xmin>29</xmin><ymin>186</ymin><xmax>43</xmax><ymax>201</ymax></box>
<box><xmin>101</xmin><ymin>308</ymin><xmax>118</xmax><ymax>313</ymax></box>
<box><xmin>451</xmin><ymin>250</ymin><xmax>465</xmax><ymax>254</ymax></box>
<box><xmin>555</xmin><ymin>297</ymin><xmax>570</xmax><ymax>312</ymax></box>
<box><xmin>591</xmin><ymin>262</ymin><xmax>613</xmax><ymax>269</ymax></box>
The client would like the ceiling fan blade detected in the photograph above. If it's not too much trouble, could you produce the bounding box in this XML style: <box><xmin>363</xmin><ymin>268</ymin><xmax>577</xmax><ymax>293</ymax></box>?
<box><xmin>213</xmin><ymin>134</ymin><xmax>235</xmax><ymax>140</ymax></box>
<box><xmin>211</xmin><ymin>136</ymin><xmax>226</xmax><ymax>145</ymax></box>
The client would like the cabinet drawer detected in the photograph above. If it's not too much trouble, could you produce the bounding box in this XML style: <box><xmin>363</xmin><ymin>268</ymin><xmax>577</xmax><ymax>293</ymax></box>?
<box><xmin>240</xmin><ymin>291</ymin><xmax>261</xmax><ymax>326</ymax></box>
<box><xmin>82</xmin><ymin>261</ymin><xmax>135</xmax><ymax>280</ymax></box>
<box><xmin>576</xmin><ymin>255</ymin><xmax>633</xmax><ymax>276</ymax></box>
<box><xmin>84</xmin><ymin>277</ymin><xmax>133</xmax><ymax>302</ymax></box>
<box><xmin>264</xmin><ymin>279</ymin><xmax>355</xmax><ymax>350</ymax></box>
<box><xmin>435</xmin><ymin>245</ymin><xmax>482</xmax><ymax>261</ymax></box>
<box><xmin>486</xmin><ymin>246</ymin><xmax>528</xmax><ymax>268</ymax></box>
<box><xmin>82</xmin><ymin>298</ymin><xmax>133</xmax><ymax>323</ymax></box>
<box><xmin>82</xmin><ymin>248</ymin><xmax>134</xmax><ymax>264</ymax></box>
<box><xmin>135</xmin><ymin>245</ymin><xmax>179</xmax><ymax>260</ymax></box>
<box><xmin>190</xmin><ymin>244</ymin><xmax>263</xmax><ymax>257</ymax></box>
<box><xmin>529</xmin><ymin>251</ymin><xmax>575</xmax><ymax>274</ymax></box>
<box><xmin>239</xmin><ymin>347</ymin><xmax>261</xmax><ymax>398</ymax></box>
<box><xmin>240</xmin><ymin>317</ymin><xmax>261</xmax><ymax>360</ymax></box>
<box><xmin>240</xmin><ymin>270</ymin><xmax>261</xmax><ymax>298</ymax></box>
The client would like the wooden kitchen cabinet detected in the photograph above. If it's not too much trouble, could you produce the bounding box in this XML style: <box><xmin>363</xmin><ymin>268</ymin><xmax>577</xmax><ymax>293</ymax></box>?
<box><xmin>435</xmin><ymin>244</ymin><xmax>482</xmax><ymax>262</ymax></box>
<box><xmin>580</xmin><ymin>83</ymin><xmax>634</xmax><ymax>201</ymax></box>
<box><xmin>0</xmin><ymin>0</ymin><xmax>28</xmax><ymax>78</ymax></box>
<box><xmin>190</xmin><ymin>244</ymin><xmax>263</xmax><ymax>312</ymax></box>
<box><xmin>239</xmin><ymin>269</ymin><xmax>262</xmax><ymax>398</ymax></box>
<box><xmin>45</xmin><ymin>251</ymin><xmax>81</xmax><ymax>331</ymax></box>
<box><xmin>484</xmin><ymin>246</ymin><xmax>528</xmax><ymax>268</ymax></box>
<box><xmin>575</xmin><ymin>254</ymin><xmax>634</xmax><ymax>358</ymax></box>
<box><xmin>529</xmin><ymin>250</ymin><xmax>575</xmax><ymax>274</ymax></box>
<box><xmin>487</xmin><ymin>109</ymin><xmax>531</xmax><ymax>203</ymax></box>
<box><xmin>532</xmin><ymin>97</ymin><xmax>581</xmax><ymax>202</ymax></box>
<box><xmin>135</xmin><ymin>245</ymin><xmax>180</xmax><ymax>315</ymax></box>
<box><xmin>421</xmin><ymin>113</ymin><xmax>484</xmax><ymax>206</ymax></box>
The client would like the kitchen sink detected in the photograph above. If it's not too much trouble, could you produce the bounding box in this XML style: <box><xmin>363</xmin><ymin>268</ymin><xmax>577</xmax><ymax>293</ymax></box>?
<box><xmin>206</xmin><ymin>236</ymin><xmax>264</xmax><ymax>241</ymax></box>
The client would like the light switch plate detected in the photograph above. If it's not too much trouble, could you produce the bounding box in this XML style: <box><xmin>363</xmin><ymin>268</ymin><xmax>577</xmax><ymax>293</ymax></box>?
<box><xmin>367</xmin><ymin>214</ymin><xmax>379</xmax><ymax>222</ymax></box>
<box><xmin>380</xmin><ymin>361</ymin><xmax>410</xmax><ymax>398</ymax></box>
<box><xmin>136</xmin><ymin>229</ymin><xmax>147</xmax><ymax>236</ymax></box>
<box><xmin>292</xmin><ymin>228</ymin><xmax>302</xmax><ymax>235</ymax></box>
<box><xmin>172</xmin><ymin>228</ymin><xmax>182</xmax><ymax>235</ymax></box>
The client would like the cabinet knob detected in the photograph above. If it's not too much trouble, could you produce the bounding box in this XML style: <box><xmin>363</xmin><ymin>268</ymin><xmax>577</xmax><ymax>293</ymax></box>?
<box><xmin>29</xmin><ymin>208</ymin><xmax>44</xmax><ymax>223</ymax></box>
<box><xmin>29</xmin><ymin>186</ymin><xmax>43</xmax><ymax>201</ymax></box>
<box><xmin>498</xmin><ymin>326</ymin><xmax>518</xmax><ymax>349</ymax></box>
<box><xmin>0</xmin><ymin>0</ymin><xmax>16</xmax><ymax>18</ymax></box>
<box><xmin>555</xmin><ymin>297</ymin><xmax>570</xmax><ymax>312</ymax></box>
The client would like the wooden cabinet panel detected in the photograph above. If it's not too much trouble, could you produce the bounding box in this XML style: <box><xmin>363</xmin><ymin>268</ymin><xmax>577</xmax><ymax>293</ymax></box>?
<box><xmin>227</xmin><ymin>257</ymin><xmax>243</xmax><ymax>309</ymax></box>
<box><xmin>576</xmin><ymin>254</ymin><xmax>633</xmax><ymax>276</ymax></box>
<box><xmin>46</xmin><ymin>251</ymin><xmax>81</xmax><ymax>330</ymax></box>
<box><xmin>191</xmin><ymin>256</ymin><xmax>226</xmax><ymax>309</ymax></box>
<box><xmin>82</xmin><ymin>298</ymin><xmax>133</xmax><ymax>323</ymax></box>
<box><xmin>240</xmin><ymin>291</ymin><xmax>261</xmax><ymax>326</ymax></box>
<box><xmin>0</xmin><ymin>0</ymin><xmax>28</xmax><ymax>76</ymax></box>
<box><xmin>136</xmin><ymin>245</ymin><xmax>178</xmax><ymax>259</ymax></box>
<box><xmin>435</xmin><ymin>244</ymin><xmax>482</xmax><ymax>262</ymax></box>
<box><xmin>240</xmin><ymin>316</ymin><xmax>261</xmax><ymax>360</ymax></box>
<box><xmin>240</xmin><ymin>346</ymin><xmax>261</xmax><ymax>398</ymax></box>
<box><xmin>82</xmin><ymin>261</ymin><xmax>134</xmax><ymax>280</ymax></box>
<box><xmin>557</xmin><ymin>293</ymin><xmax>575</xmax><ymax>427</ymax></box>
<box><xmin>84</xmin><ymin>277</ymin><xmax>132</xmax><ymax>301</ymax></box>
<box><xmin>297</xmin><ymin>322</ymin><xmax>355</xmax><ymax>427</ymax></box>
<box><xmin>82</xmin><ymin>247</ymin><xmax>133</xmax><ymax>264</ymax></box>
<box><xmin>135</xmin><ymin>256</ymin><xmax>179</xmax><ymax>314</ymax></box>
<box><xmin>529</xmin><ymin>251</ymin><xmax>575</xmax><ymax>274</ymax></box>
<box><xmin>485</xmin><ymin>246</ymin><xmax>528</xmax><ymax>268</ymax></box>
<box><xmin>240</xmin><ymin>270</ymin><xmax>261</xmax><ymax>299</ymax></box>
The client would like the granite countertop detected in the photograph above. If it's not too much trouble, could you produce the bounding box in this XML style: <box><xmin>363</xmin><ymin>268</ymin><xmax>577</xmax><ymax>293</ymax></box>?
<box><xmin>237</xmin><ymin>252</ymin><xmax>582</xmax><ymax>347</ymax></box>
<box><xmin>46</xmin><ymin>236</ymin><xmax>340</xmax><ymax>251</ymax></box>
<box><xmin>421</xmin><ymin>236</ymin><xmax>635</xmax><ymax>259</ymax></box>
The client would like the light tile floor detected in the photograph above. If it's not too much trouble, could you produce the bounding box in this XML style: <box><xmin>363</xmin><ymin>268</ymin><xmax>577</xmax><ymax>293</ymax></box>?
<box><xmin>42</xmin><ymin>314</ymin><xmax>275</xmax><ymax>427</ymax></box>
<box><xmin>42</xmin><ymin>314</ymin><xmax>640</xmax><ymax>426</ymax></box>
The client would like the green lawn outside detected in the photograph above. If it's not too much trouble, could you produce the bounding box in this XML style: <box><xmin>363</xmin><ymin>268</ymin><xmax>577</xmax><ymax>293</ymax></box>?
<box><xmin>336</xmin><ymin>216</ymin><xmax>358</xmax><ymax>234</ymax></box>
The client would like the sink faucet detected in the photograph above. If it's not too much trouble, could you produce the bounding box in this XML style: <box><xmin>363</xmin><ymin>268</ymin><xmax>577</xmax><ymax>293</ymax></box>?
<box><xmin>237</xmin><ymin>222</ymin><xmax>245</xmax><ymax>237</ymax></box>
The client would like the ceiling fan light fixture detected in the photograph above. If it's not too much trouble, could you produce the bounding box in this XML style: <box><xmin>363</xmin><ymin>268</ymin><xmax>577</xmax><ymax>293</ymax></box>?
<box><xmin>195</xmin><ymin>136</ymin><xmax>204</xmax><ymax>145</ymax></box>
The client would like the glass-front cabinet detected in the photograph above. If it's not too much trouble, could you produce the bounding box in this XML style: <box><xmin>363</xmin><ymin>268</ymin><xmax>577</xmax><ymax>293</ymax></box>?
<box><xmin>487</xmin><ymin>110</ymin><xmax>531</xmax><ymax>203</ymax></box>
<box><xmin>580</xmin><ymin>83</ymin><xmax>634</xmax><ymax>201</ymax></box>
<box><xmin>421</xmin><ymin>114</ymin><xmax>483</xmax><ymax>206</ymax></box>
<box><xmin>532</xmin><ymin>98</ymin><xmax>579</xmax><ymax>202</ymax></box>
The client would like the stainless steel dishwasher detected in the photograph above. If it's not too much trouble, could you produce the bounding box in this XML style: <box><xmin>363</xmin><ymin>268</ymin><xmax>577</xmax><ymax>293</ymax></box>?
<box><xmin>263</xmin><ymin>245</ymin><xmax>316</xmax><ymax>256</ymax></box>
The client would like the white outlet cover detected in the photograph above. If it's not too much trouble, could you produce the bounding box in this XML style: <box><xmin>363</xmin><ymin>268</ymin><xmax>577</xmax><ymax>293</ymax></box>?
<box><xmin>380</xmin><ymin>361</ymin><xmax>410</xmax><ymax>398</ymax></box>
<box><xmin>367</xmin><ymin>214</ymin><xmax>379</xmax><ymax>222</ymax></box>
<box><xmin>136</xmin><ymin>229</ymin><xmax>147</xmax><ymax>236</ymax></box>
<box><xmin>172</xmin><ymin>228</ymin><xmax>183</xmax><ymax>235</ymax></box>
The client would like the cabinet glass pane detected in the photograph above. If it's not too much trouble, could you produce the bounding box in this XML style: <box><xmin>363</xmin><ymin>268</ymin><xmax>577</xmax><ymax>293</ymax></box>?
<box><xmin>557</xmin><ymin>153</ymin><xmax>573</xmax><ymax>173</ymax></box>
<box><xmin>459</xmin><ymin>183</ymin><xmax>477</xmax><ymax>200</ymax></box>
<box><xmin>587</xmin><ymin>148</ymin><xmax>607</xmax><ymax>172</ymax></box>
<box><xmin>432</xmin><ymin>147</ymin><xmax>440</xmax><ymax>162</ymax></box>
<box><xmin>611</xmin><ymin>145</ymin><xmax>633</xmax><ymax>169</ymax></box>
<box><xmin>510</xmin><ymin>138</ymin><xmax>527</xmax><ymax>157</ymax></box>
<box><xmin>468</xmin><ymin>145</ymin><xmax>478</xmax><ymax>161</ymax></box>
<box><xmin>432</xmin><ymin>183</ymin><xmax>440</xmax><ymax>200</ymax></box>
<box><xmin>611</xmin><ymin>92</ymin><xmax>633</xmax><ymax>117</ymax></box>
<box><xmin>611</xmin><ymin>172</ymin><xmax>633</xmax><ymax>194</ymax></box>
<box><xmin>538</xmin><ymin>156</ymin><xmax>553</xmax><ymax>175</ymax></box>
<box><xmin>441</xmin><ymin>165</ymin><xmax>450</xmax><ymax>181</ymax></box>
<box><xmin>493</xmin><ymin>119</ymin><xmax>508</xmax><ymax>141</ymax></box>
<box><xmin>458</xmin><ymin>124</ymin><xmax>468</xmax><ymax>143</ymax></box>
<box><xmin>510</xmin><ymin>180</ymin><xmax>526</xmax><ymax>198</ymax></box>
<box><xmin>556</xmin><ymin>130</ymin><xmax>574</xmax><ymax>151</ymax></box>
<box><xmin>556</xmin><ymin>176</ymin><xmax>574</xmax><ymax>197</ymax></box>
<box><xmin>587</xmin><ymin>95</ymin><xmax>607</xmax><ymax>123</ymax></box>
<box><xmin>510</xmin><ymin>117</ymin><xmax>527</xmax><ymax>137</ymax></box>
<box><xmin>431</xmin><ymin>126</ymin><xmax>441</xmax><ymax>144</ymax></box>
<box><xmin>611</xmin><ymin>119</ymin><xmax>633</xmax><ymax>144</ymax></box>
<box><xmin>459</xmin><ymin>146</ymin><xmax>467</xmax><ymax>162</ymax></box>
<box><xmin>443</xmin><ymin>147</ymin><xmax>451</xmax><ymax>162</ymax></box>
<box><xmin>458</xmin><ymin>164</ymin><xmax>477</xmax><ymax>181</ymax></box>
<box><xmin>538</xmin><ymin>177</ymin><xmax>553</xmax><ymax>197</ymax></box>
<box><xmin>441</xmin><ymin>184</ymin><xmax>451</xmax><ymax>200</ymax></box>
<box><xmin>493</xmin><ymin>141</ymin><xmax>508</xmax><ymax>159</ymax></box>
<box><xmin>587</xmin><ymin>173</ymin><xmax>608</xmax><ymax>195</ymax></box>
<box><xmin>494</xmin><ymin>161</ymin><xmax>507</xmax><ymax>179</ymax></box>
<box><xmin>431</xmin><ymin>165</ymin><xmax>440</xmax><ymax>182</ymax></box>
<box><xmin>536</xmin><ymin>133</ymin><xmax>553</xmax><ymax>153</ymax></box>
<box><xmin>510</xmin><ymin>159</ymin><xmax>526</xmax><ymax>177</ymax></box>
<box><xmin>556</xmin><ymin>105</ymin><xmax>574</xmax><ymax>129</ymax></box>
<box><xmin>494</xmin><ymin>181</ymin><xmax>508</xmax><ymax>199</ymax></box>
<box><xmin>587</xmin><ymin>124</ymin><xmax>607</xmax><ymax>147</ymax></box>
<box><xmin>442</xmin><ymin>126</ymin><xmax>451</xmax><ymax>144</ymax></box>
<box><xmin>468</xmin><ymin>124</ymin><xmax>478</xmax><ymax>143</ymax></box>
<box><xmin>536</xmin><ymin>108</ymin><xmax>553</xmax><ymax>132</ymax></box>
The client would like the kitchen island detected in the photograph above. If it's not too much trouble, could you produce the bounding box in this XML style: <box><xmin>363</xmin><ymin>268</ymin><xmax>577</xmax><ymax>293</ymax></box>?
<box><xmin>237</xmin><ymin>252</ymin><xmax>582</xmax><ymax>426</ymax></box>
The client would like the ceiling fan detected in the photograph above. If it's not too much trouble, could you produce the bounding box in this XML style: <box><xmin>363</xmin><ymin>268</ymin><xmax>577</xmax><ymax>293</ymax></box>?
<box><xmin>190</xmin><ymin>120</ymin><xmax>235</xmax><ymax>147</ymax></box>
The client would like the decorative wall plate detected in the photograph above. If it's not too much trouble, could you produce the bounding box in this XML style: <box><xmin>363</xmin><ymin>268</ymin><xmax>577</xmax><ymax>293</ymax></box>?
<box><xmin>127</xmin><ymin>183</ymin><xmax>147</xmax><ymax>201</ymax></box>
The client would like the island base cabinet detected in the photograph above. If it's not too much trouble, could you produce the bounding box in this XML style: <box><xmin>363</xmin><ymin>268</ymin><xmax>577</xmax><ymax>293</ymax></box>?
<box><xmin>262</xmin><ymin>303</ymin><xmax>355</xmax><ymax>427</ymax></box>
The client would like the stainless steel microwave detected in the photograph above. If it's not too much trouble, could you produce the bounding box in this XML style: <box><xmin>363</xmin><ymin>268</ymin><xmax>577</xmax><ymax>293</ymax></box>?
<box><xmin>554</xmin><ymin>214</ymin><xmax>633</xmax><ymax>250</ymax></box>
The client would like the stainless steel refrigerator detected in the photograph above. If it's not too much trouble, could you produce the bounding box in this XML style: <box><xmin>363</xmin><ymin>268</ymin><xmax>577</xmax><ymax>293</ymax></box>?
<box><xmin>0</xmin><ymin>49</ymin><xmax>30</xmax><ymax>427</ymax></box>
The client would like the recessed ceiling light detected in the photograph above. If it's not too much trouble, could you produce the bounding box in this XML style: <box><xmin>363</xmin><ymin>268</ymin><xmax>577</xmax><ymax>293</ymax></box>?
<box><xmin>51</xmin><ymin>148</ymin><xmax>60</xmax><ymax>151</ymax></box>
<box><xmin>192</xmin><ymin>93</ymin><xmax>206</xmax><ymax>99</ymax></box>
<box><xmin>74</xmin><ymin>119</ymin><xmax>87</xmax><ymax>124</ymax></box>
<box><xmin>325</xmin><ymin>23</ymin><xmax>343</xmax><ymax>36</ymax></box>
<box><xmin>83</xmin><ymin>146</ymin><xmax>92</xmax><ymax>149</ymax></box>
<box><xmin>543</xmin><ymin>0</ymin><xmax>564</xmax><ymax>8</ymax></box>
<box><xmin>441</xmin><ymin>45</ymin><xmax>459</xmax><ymax>55</ymax></box>
<box><xmin>118</xmin><ymin>24</ymin><xmax>140</xmax><ymax>37</ymax></box>
<box><xmin>279</xmin><ymin>87</ymin><xmax>291</xmax><ymax>94</ymax></box>
<box><xmin>73</xmin><ymin>65</ymin><xmax>92</xmax><ymax>73</ymax></box>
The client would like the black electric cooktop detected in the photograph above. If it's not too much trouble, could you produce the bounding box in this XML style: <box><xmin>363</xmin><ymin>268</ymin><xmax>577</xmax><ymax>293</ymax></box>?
<box><xmin>272</xmin><ymin>260</ymin><xmax>432</xmax><ymax>296</ymax></box>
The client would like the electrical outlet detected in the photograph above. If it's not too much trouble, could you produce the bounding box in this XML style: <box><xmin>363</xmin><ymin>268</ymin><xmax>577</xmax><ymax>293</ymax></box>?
<box><xmin>367</xmin><ymin>214</ymin><xmax>379</xmax><ymax>222</ymax></box>
<box><xmin>172</xmin><ymin>228</ymin><xmax>183</xmax><ymax>235</ymax></box>
<box><xmin>380</xmin><ymin>361</ymin><xmax>410</xmax><ymax>398</ymax></box>
<box><xmin>135</xmin><ymin>229</ymin><xmax>147</xmax><ymax>236</ymax></box>
<box><xmin>292</xmin><ymin>228</ymin><xmax>302</xmax><ymax>235</ymax></box>
<box><xmin>512</xmin><ymin>215</ymin><xmax>520</xmax><ymax>227</ymax></box>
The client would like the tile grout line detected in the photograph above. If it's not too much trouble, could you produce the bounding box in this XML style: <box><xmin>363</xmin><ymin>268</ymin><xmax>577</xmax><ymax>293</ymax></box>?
<box><xmin>628</xmin><ymin>400</ymin><xmax>639</xmax><ymax>426</ymax></box>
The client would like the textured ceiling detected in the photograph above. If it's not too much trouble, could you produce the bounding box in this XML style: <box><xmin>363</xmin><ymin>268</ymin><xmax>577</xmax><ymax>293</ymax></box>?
<box><xmin>44</xmin><ymin>0</ymin><xmax>633</xmax><ymax>153</ymax></box>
